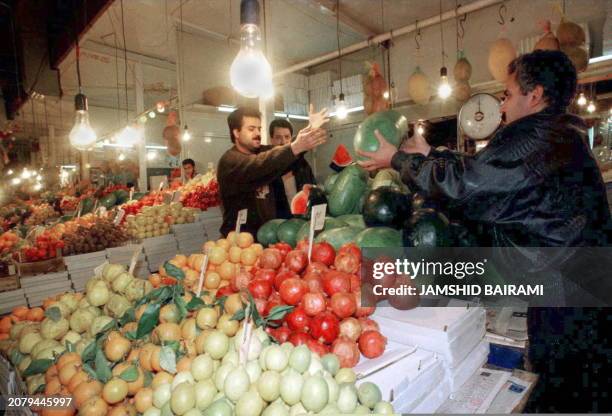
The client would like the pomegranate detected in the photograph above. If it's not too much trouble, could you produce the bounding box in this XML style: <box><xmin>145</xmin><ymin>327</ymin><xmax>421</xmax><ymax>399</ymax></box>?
<box><xmin>284</xmin><ymin>250</ymin><xmax>308</xmax><ymax>273</ymax></box>
<box><xmin>301</xmin><ymin>292</ymin><xmax>326</xmax><ymax>317</ymax></box>
<box><xmin>334</xmin><ymin>252</ymin><xmax>360</xmax><ymax>274</ymax></box>
<box><xmin>310</xmin><ymin>312</ymin><xmax>340</xmax><ymax>344</ymax></box>
<box><xmin>306</xmin><ymin>338</ymin><xmax>330</xmax><ymax>356</ymax></box>
<box><xmin>332</xmin><ymin>337</ymin><xmax>360</xmax><ymax>368</ymax></box>
<box><xmin>354</xmin><ymin>291</ymin><xmax>376</xmax><ymax>317</ymax></box>
<box><xmin>358</xmin><ymin>330</ymin><xmax>387</xmax><ymax>359</ymax></box>
<box><xmin>322</xmin><ymin>271</ymin><xmax>351</xmax><ymax>297</ymax></box>
<box><xmin>279</xmin><ymin>278</ymin><xmax>307</xmax><ymax>305</ymax></box>
<box><xmin>330</xmin><ymin>292</ymin><xmax>356</xmax><ymax>319</ymax></box>
<box><xmin>259</xmin><ymin>249</ymin><xmax>282</xmax><ymax>269</ymax></box>
<box><xmin>289</xmin><ymin>331</ymin><xmax>312</xmax><ymax>346</ymax></box>
<box><xmin>339</xmin><ymin>317</ymin><xmax>362</xmax><ymax>342</ymax></box>
<box><xmin>285</xmin><ymin>307</ymin><xmax>310</xmax><ymax>332</ymax></box>
<box><xmin>358</xmin><ymin>318</ymin><xmax>380</xmax><ymax>333</ymax></box>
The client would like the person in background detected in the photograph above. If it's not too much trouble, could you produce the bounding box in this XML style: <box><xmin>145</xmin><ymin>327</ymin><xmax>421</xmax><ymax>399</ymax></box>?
<box><xmin>269</xmin><ymin>119</ymin><xmax>316</xmax><ymax>219</ymax></box>
<box><xmin>217</xmin><ymin>107</ymin><xmax>327</xmax><ymax>236</ymax></box>
<box><xmin>357</xmin><ymin>49</ymin><xmax>611</xmax><ymax>412</ymax></box>
<box><xmin>182</xmin><ymin>158</ymin><xmax>197</xmax><ymax>181</ymax></box>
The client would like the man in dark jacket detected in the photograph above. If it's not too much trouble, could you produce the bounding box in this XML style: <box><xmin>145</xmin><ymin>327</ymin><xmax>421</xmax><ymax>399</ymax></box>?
<box><xmin>358</xmin><ymin>50</ymin><xmax>611</xmax><ymax>412</ymax></box>
<box><xmin>217</xmin><ymin>107</ymin><xmax>326</xmax><ymax>236</ymax></box>
<box><xmin>269</xmin><ymin>119</ymin><xmax>316</xmax><ymax>218</ymax></box>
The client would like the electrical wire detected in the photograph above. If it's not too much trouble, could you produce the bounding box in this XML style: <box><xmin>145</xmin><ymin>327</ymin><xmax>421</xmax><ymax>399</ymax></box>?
<box><xmin>336</xmin><ymin>0</ymin><xmax>343</xmax><ymax>96</ymax></box>
<box><xmin>120</xmin><ymin>0</ymin><xmax>129</xmax><ymax>123</ymax></box>
<box><xmin>440</xmin><ymin>0</ymin><xmax>445</xmax><ymax>67</ymax></box>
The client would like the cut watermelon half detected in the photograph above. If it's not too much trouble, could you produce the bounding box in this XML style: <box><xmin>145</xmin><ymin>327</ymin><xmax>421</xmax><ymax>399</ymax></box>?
<box><xmin>290</xmin><ymin>185</ymin><xmax>312</xmax><ymax>215</ymax></box>
<box><xmin>329</xmin><ymin>144</ymin><xmax>353</xmax><ymax>172</ymax></box>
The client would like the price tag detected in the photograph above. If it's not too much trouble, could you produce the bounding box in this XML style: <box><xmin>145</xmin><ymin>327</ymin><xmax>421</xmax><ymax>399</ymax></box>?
<box><xmin>8</xmin><ymin>263</ymin><xmax>16</xmax><ymax>276</ymax></box>
<box><xmin>92</xmin><ymin>199</ymin><xmax>99</xmax><ymax>212</ymax></box>
<box><xmin>128</xmin><ymin>244</ymin><xmax>143</xmax><ymax>275</ymax></box>
<box><xmin>74</xmin><ymin>201</ymin><xmax>83</xmax><ymax>219</ymax></box>
<box><xmin>235</xmin><ymin>209</ymin><xmax>248</xmax><ymax>235</ymax></box>
<box><xmin>195</xmin><ymin>249</ymin><xmax>210</xmax><ymax>297</ymax></box>
<box><xmin>158</xmin><ymin>180</ymin><xmax>165</xmax><ymax>192</ymax></box>
<box><xmin>172</xmin><ymin>191</ymin><xmax>182</xmax><ymax>202</ymax></box>
<box><xmin>308</xmin><ymin>204</ymin><xmax>327</xmax><ymax>262</ymax></box>
<box><xmin>129</xmin><ymin>187</ymin><xmax>134</xmax><ymax>201</ymax></box>
<box><xmin>94</xmin><ymin>261</ymin><xmax>109</xmax><ymax>278</ymax></box>
<box><xmin>114</xmin><ymin>208</ymin><xmax>125</xmax><ymax>225</ymax></box>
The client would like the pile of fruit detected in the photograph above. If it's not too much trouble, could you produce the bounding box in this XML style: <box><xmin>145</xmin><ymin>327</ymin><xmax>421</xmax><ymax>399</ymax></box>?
<box><xmin>61</xmin><ymin>219</ymin><xmax>129</xmax><ymax>256</ymax></box>
<box><xmin>125</xmin><ymin>203</ymin><xmax>198</xmax><ymax>240</ymax></box>
<box><xmin>180</xmin><ymin>179</ymin><xmax>221</xmax><ymax>211</ymax></box>
<box><xmin>0</xmin><ymin>203</ymin><xmax>32</xmax><ymax>230</ymax></box>
<box><xmin>14</xmin><ymin>231</ymin><xmax>64</xmax><ymax>262</ymax></box>
<box><xmin>60</xmin><ymin>196</ymin><xmax>80</xmax><ymax>212</ymax></box>
<box><xmin>0</xmin><ymin>306</ymin><xmax>45</xmax><ymax>340</ymax></box>
<box><xmin>24</xmin><ymin>203</ymin><xmax>58</xmax><ymax>226</ymax></box>
<box><xmin>0</xmin><ymin>242</ymin><xmax>394</xmax><ymax>415</ymax></box>
<box><xmin>0</xmin><ymin>231</ymin><xmax>21</xmax><ymax>260</ymax></box>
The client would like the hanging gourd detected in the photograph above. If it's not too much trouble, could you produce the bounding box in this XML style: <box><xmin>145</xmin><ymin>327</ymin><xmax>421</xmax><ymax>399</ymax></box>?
<box><xmin>453</xmin><ymin>51</ymin><xmax>472</xmax><ymax>82</ymax></box>
<box><xmin>407</xmin><ymin>67</ymin><xmax>431</xmax><ymax>105</ymax></box>
<box><xmin>488</xmin><ymin>3</ymin><xmax>517</xmax><ymax>83</ymax></box>
<box><xmin>561</xmin><ymin>45</ymin><xmax>589</xmax><ymax>72</ymax></box>
<box><xmin>533</xmin><ymin>20</ymin><xmax>560</xmax><ymax>50</ymax></box>
<box><xmin>556</xmin><ymin>11</ymin><xmax>588</xmax><ymax>73</ymax></box>
<box><xmin>363</xmin><ymin>62</ymin><xmax>389</xmax><ymax>115</ymax></box>
<box><xmin>453</xmin><ymin>81</ymin><xmax>471</xmax><ymax>102</ymax></box>
<box><xmin>163</xmin><ymin>111</ymin><xmax>181</xmax><ymax>157</ymax></box>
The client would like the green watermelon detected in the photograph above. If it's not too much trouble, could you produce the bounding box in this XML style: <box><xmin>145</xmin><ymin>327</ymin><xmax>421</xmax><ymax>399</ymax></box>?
<box><xmin>277</xmin><ymin>218</ymin><xmax>307</xmax><ymax>247</ymax></box>
<box><xmin>336</xmin><ymin>214</ymin><xmax>366</xmax><ymax>229</ymax></box>
<box><xmin>363</xmin><ymin>187</ymin><xmax>412</xmax><ymax>228</ymax></box>
<box><xmin>354</xmin><ymin>110</ymin><xmax>409</xmax><ymax>161</ymax></box>
<box><xmin>80</xmin><ymin>197</ymin><xmax>95</xmax><ymax>214</ymax></box>
<box><xmin>372</xmin><ymin>168</ymin><xmax>409</xmax><ymax>193</ymax></box>
<box><xmin>99</xmin><ymin>194</ymin><xmax>117</xmax><ymax>209</ymax></box>
<box><xmin>324</xmin><ymin>173</ymin><xmax>339</xmax><ymax>194</ymax></box>
<box><xmin>133</xmin><ymin>192</ymin><xmax>147</xmax><ymax>200</ymax></box>
<box><xmin>114</xmin><ymin>189</ymin><xmax>129</xmax><ymax>204</ymax></box>
<box><xmin>403</xmin><ymin>208</ymin><xmax>451</xmax><ymax>247</ymax></box>
<box><xmin>354</xmin><ymin>227</ymin><xmax>402</xmax><ymax>248</ymax></box>
<box><xmin>328</xmin><ymin>164</ymin><xmax>368</xmax><ymax>216</ymax></box>
<box><xmin>257</xmin><ymin>219</ymin><xmax>286</xmax><ymax>246</ymax></box>
<box><xmin>315</xmin><ymin>226</ymin><xmax>362</xmax><ymax>250</ymax></box>
<box><xmin>296</xmin><ymin>217</ymin><xmax>347</xmax><ymax>243</ymax></box>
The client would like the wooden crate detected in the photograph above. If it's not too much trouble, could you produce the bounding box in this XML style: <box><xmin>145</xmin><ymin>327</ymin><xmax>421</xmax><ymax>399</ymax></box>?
<box><xmin>0</xmin><ymin>275</ymin><xmax>20</xmax><ymax>292</ymax></box>
<box><xmin>15</xmin><ymin>257</ymin><xmax>65</xmax><ymax>277</ymax></box>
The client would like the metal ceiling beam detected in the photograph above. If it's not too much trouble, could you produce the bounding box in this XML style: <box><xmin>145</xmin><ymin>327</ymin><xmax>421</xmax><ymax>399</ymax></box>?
<box><xmin>309</xmin><ymin>0</ymin><xmax>378</xmax><ymax>38</ymax></box>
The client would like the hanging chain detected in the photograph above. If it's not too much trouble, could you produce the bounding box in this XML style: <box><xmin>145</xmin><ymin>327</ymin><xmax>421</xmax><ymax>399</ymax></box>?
<box><xmin>336</xmin><ymin>0</ymin><xmax>343</xmax><ymax>95</ymax></box>
<box><xmin>440</xmin><ymin>0</ymin><xmax>445</xmax><ymax>66</ymax></box>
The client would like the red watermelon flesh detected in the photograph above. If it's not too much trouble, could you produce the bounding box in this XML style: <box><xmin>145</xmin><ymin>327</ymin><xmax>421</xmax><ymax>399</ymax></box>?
<box><xmin>330</xmin><ymin>144</ymin><xmax>353</xmax><ymax>172</ymax></box>
<box><xmin>291</xmin><ymin>185</ymin><xmax>312</xmax><ymax>215</ymax></box>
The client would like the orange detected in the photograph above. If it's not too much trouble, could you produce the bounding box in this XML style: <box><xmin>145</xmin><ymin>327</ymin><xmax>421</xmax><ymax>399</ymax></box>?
<box><xmin>12</xmin><ymin>306</ymin><xmax>28</xmax><ymax>320</ymax></box>
<box><xmin>0</xmin><ymin>316</ymin><xmax>13</xmax><ymax>333</ymax></box>
<box><xmin>26</xmin><ymin>307</ymin><xmax>44</xmax><ymax>322</ymax></box>
<box><xmin>173</xmin><ymin>254</ymin><xmax>188</xmax><ymax>267</ymax></box>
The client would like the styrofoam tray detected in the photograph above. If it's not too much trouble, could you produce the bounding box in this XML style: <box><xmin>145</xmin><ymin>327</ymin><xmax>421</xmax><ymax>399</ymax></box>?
<box><xmin>390</xmin><ymin>355</ymin><xmax>446</xmax><ymax>412</ymax></box>
<box><xmin>446</xmin><ymin>338</ymin><xmax>489</xmax><ymax>393</ymax></box>
<box><xmin>399</xmin><ymin>376</ymin><xmax>452</xmax><ymax>414</ymax></box>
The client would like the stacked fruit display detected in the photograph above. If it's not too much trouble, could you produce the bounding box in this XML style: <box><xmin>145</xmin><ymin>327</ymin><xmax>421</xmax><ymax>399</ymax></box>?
<box><xmin>60</xmin><ymin>196</ymin><xmax>80</xmax><ymax>212</ymax></box>
<box><xmin>24</xmin><ymin>203</ymin><xmax>58</xmax><ymax>226</ymax></box>
<box><xmin>0</xmin><ymin>230</ymin><xmax>21</xmax><ymax>259</ymax></box>
<box><xmin>125</xmin><ymin>203</ymin><xmax>198</xmax><ymax>240</ymax></box>
<box><xmin>180</xmin><ymin>179</ymin><xmax>221</xmax><ymax>211</ymax></box>
<box><xmin>14</xmin><ymin>231</ymin><xmax>65</xmax><ymax>262</ymax></box>
<box><xmin>61</xmin><ymin>219</ymin><xmax>129</xmax><ymax>256</ymax></box>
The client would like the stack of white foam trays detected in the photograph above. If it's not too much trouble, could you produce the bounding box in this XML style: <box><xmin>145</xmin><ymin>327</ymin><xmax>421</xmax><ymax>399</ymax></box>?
<box><xmin>21</xmin><ymin>271</ymin><xmax>72</xmax><ymax>307</ymax></box>
<box><xmin>196</xmin><ymin>207</ymin><xmax>223</xmax><ymax>241</ymax></box>
<box><xmin>172</xmin><ymin>221</ymin><xmax>207</xmax><ymax>255</ymax></box>
<box><xmin>106</xmin><ymin>245</ymin><xmax>149</xmax><ymax>279</ymax></box>
<box><xmin>64</xmin><ymin>250</ymin><xmax>107</xmax><ymax>292</ymax></box>
<box><xmin>143</xmin><ymin>234</ymin><xmax>178</xmax><ymax>273</ymax></box>
<box><xmin>0</xmin><ymin>288</ymin><xmax>27</xmax><ymax>315</ymax></box>
<box><xmin>371</xmin><ymin>302</ymin><xmax>489</xmax><ymax>413</ymax></box>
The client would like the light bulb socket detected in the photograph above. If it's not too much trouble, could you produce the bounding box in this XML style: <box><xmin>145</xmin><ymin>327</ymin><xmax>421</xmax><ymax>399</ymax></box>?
<box><xmin>240</xmin><ymin>0</ymin><xmax>260</xmax><ymax>25</ymax></box>
<box><xmin>74</xmin><ymin>93</ymin><xmax>88</xmax><ymax>112</ymax></box>
<box><xmin>184</xmin><ymin>124</ymin><xmax>189</xmax><ymax>130</ymax></box>
<box><xmin>440</xmin><ymin>67</ymin><xmax>448</xmax><ymax>77</ymax></box>
<box><xmin>339</xmin><ymin>92</ymin><xmax>345</xmax><ymax>102</ymax></box>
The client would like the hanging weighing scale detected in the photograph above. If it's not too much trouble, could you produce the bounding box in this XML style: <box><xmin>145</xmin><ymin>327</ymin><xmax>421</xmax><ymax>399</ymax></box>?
<box><xmin>458</xmin><ymin>93</ymin><xmax>502</xmax><ymax>151</ymax></box>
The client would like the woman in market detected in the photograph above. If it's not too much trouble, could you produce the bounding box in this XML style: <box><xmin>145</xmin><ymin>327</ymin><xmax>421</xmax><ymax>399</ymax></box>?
<box><xmin>357</xmin><ymin>49</ymin><xmax>612</xmax><ymax>412</ymax></box>
<box><xmin>217</xmin><ymin>107</ymin><xmax>327</xmax><ymax>236</ymax></box>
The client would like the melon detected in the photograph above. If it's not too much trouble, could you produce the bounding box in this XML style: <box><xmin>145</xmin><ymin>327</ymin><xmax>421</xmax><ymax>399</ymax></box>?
<box><xmin>453</xmin><ymin>52</ymin><xmax>472</xmax><ymax>81</ymax></box>
<box><xmin>453</xmin><ymin>81</ymin><xmax>471</xmax><ymax>102</ymax></box>
<box><xmin>277</xmin><ymin>218</ymin><xmax>307</xmax><ymax>248</ymax></box>
<box><xmin>324</xmin><ymin>173</ymin><xmax>340</xmax><ymax>194</ymax></box>
<box><xmin>353</xmin><ymin>110</ymin><xmax>408</xmax><ymax>161</ymax></box>
<box><xmin>336</xmin><ymin>214</ymin><xmax>366</xmax><ymax>229</ymax></box>
<box><xmin>291</xmin><ymin>185</ymin><xmax>328</xmax><ymax>218</ymax></box>
<box><xmin>328</xmin><ymin>165</ymin><xmax>369</xmax><ymax>217</ymax></box>
<box><xmin>556</xmin><ymin>18</ymin><xmax>585</xmax><ymax>47</ymax></box>
<box><xmin>488</xmin><ymin>38</ymin><xmax>517</xmax><ymax>82</ymax></box>
<box><xmin>407</xmin><ymin>67</ymin><xmax>431</xmax><ymax>105</ymax></box>
<box><xmin>99</xmin><ymin>194</ymin><xmax>117</xmax><ymax>209</ymax></box>
<box><xmin>534</xmin><ymin>20</ymin><xmax>559</xmax><ymax>51</ymax></box>
<box><xmin>329</xmin><ymin>144</ymin><xmax>353</xmax><ymax>173</ymax></box>
<box><xmin>561</xmin><ymin>46</ymin><xmax>588</xmax><ymax>72</ymax></box>
<box><xmin>291</xmin><ymin>189</ymin><xmax>309</xmax><ymax>216</ymax></box>
<box><xmin>314</xmin><ymin>226</ymin><xmax>362</xmax><ymax>250</ymax></box>
<box><xmin>257</xmin><ymin>219</ymin><xmax>285</xmax><ymax>246</ymax></box>
<box><xmin>354</xmin><ymin>227</ymin><xmax>402</xmax><ymax>249</ymax></box>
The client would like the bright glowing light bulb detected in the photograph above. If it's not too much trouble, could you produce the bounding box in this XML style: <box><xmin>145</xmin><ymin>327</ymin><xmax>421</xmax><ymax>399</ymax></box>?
<box><xmin>7</xmin><ymin>169</ymin><xmax>13</xmax><ymax>175</ymax></box>
<box><xmin>437</xmin><ymin>67</ymin><xmax>452</xmax><ymax>100</ymax></box>
<box><xmin>417</xmin><ymin>124</ymin><xmax>425</xmax><ymax>136</ymax></box>
<box><xmin>118</xmin><ymin>153</ymin><xmax>126</xmax><ymax>161</ymax></box>
<box><xmin>36</xmin><ymin>174</ymin><xmax>42</xmax><ymax>181</ymax></box>
<box><xmin>21</xmin><ymin>169</ymin><xmax>31</xmax><ymax>179</ymax></box>
<box><xmin>587</xmin><ymin>101</ymin><xmax>596</xmax><ymax>113</ymax></box>
<box><xmin>577</xmin><ymin>93</ymin><xmax>587</xmax><ymax>106</ymax></box>
<box><xmin>336</xmin><ymin>94</ymin><xmax>348</xmax><ymax>119</ymax></box>
<box><xmin>147</xmin><ymin>151</ymin><xmax>157</xmax><ymax>161</ymax></box>
<box><xmin>33</xmin><ymin>183</ymin><xmax>42</xmax><ymax>191</ymax></box>
<box><xmin>182</xmin><ymin>125</ymin><xmax>191</xmax><ymax>142</ymax></box>
<box><xmin>85</xmin><ymin>163</ymin><xmax>91</xmax><ymax>169</ymax></box>
<box><xmin>383</xmin><ymin>91</ymin><xmax>390</xmax><ymax>100</ymax></box>
<box><xmin>148</xmin><ymin>111</ymin><xmax>156</xmax><ymax>119</ymax></box>
<box><xmin>11</xmin><ymin>178</ymin><xmax>21</xmax><ymax>185</ymax></box>
<box><xmin>69</xmin><ymin>94</ymin><xmax>97</xmax><ymax>150</ymax></box>
<box><xmin>139</xmin><ymin>115</ymin><xmax>148</xmax><ymax>124</ymax></box>
<box><xmin>156</xmin><ymin>102</ymin><xmax>165</xmax><ymax>113</ymax></box>
<box><xmin>116</xmin><ymin>125</ymin><xmax>142</xmax><ymax>147</ymax></box>
<box><xmin>230</xmin><ymin>23</ymin><xmax>273</xmax><ymax>98</ymax></box>
<box><xmin>204</xmin><ymin>137</ymin><xmax>212</xmax><ymax>143</ymax></box>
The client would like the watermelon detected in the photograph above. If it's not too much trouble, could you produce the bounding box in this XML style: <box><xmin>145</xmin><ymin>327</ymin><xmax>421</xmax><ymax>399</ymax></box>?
<box><xmin>315</xmin><ymin>226</ymin><xmax>362</xmax><ymax>250</ymax></box>
<box><xmin>403</xmin><ymin>208</ymin><xmax>451</xmax><ymax>247</ymax></box>
<box><xmin>133</xmin><ymin>192</ymin><xmax>147</xmax><ymax>200</ymax></box>
<box><xmin>290</xmin><ymin>189</ymin><xmax>309</xmax><ymax>216</ymax></box>
<box><xmin>80</xmin><ymin>197</ymin><xmax>95</xmax><ymax>214</ymax></box>
<box><xmin>277</xmin><ymin>218</ymin><xmax>307</xmax><ymax>247</ymax></box>
<box><xmin>324</xmin><ymin>173</ymin><xmax>339</xmax><ymax>194</ymax></box>
<box><xmin>328</xmin><ymin>164</ymin><xmax>368</xmax><ymax>217</ymax></box>
<box><xmin>257</xmin><ymin>219</ymin><xmax>285</xmax><ymax>246</ymax></box>
<box><xmin>363</xmin><ymin>186</ymin><xmax>412</xmax><ymax>228</ymax></box>
<box><xmin>354</xmin><ymin>227</ymin><xmax>402</xmax><ymax>248</ymax></box>
<box><xmin>354</xmin><ymin>110</ymin><xmax>409</xmax><ymax>161</ymax></box>
<box><xmin>329</xmin><ymin>144</ymin><xmax>353</xmax><ymax>172</ymax></box>
<box><xmin>114</xmin><ymin>189</ymin><xmax>129</xmax><ymax>204</ymax></box>
<box><xmin>372</xmin><ymin>168</ymin><xmax>409</xmax><ymax>193</ymax></box>
<box><xmin>291</xmin><ymin>185</ymin><xmax>328</xmax><ymax>218</ymax></box>
<box><xmin>336</xmin><ymin>214</ymin><xmax>366</xmax><ymax>229</ymax></box>
<box><xmin>99</xmin><ymin>194</ymin><xmax>117</xmax><ymax>209</ymax></box>
<box><xmin>296</xmin><ymin>217</ymin><xmax>347</xmax><ymax>243</ymax></box>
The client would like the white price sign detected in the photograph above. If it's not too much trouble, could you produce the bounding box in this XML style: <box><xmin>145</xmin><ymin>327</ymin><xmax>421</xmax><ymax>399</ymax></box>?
<box><xmin>196</xmin><ymin>249</ymin><xmax>210</xmax><ymax>297</ymax></box>
<box><xmin>128</xmin><ymin>244</ymin><xmax>143</xmax><ymax>275</ymax></box>
<box><xmin>308</xmin><ymin>204</ymin><xmax>327</xmax><ymax>261</ymax></box>
<box><xmin>114</xmin><ymin>208</ymin><xmax>125</xmax><ymax>225</ymax></box>
<box><xmin>129</xmin><ymin>187</ymin><xmax>134</xmax><ymax>201</ymax></box>
<box><xmin>172</xmin><ymin>191</ymin><xmax>182</xmax><ymax>202</ymax></box>
<box><xmin>235</xmin><ymin>209</ymin><xmax>248</xmax><ymax>234</ymax></box>
<box><xmin>158</xmin><ymin>180</ymin><xmax>166</xmax><ymax>192</ymax></box>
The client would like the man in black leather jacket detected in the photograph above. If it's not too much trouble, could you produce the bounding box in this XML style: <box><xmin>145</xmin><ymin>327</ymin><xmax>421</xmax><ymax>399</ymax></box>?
<box><xmin>359</xmin><ymin>50</ymin><xmax>611</xmax><ymax>412</ymax></box>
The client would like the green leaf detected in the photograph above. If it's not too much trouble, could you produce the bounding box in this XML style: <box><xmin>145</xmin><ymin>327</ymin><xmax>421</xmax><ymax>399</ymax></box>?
<box><xmin>83</xmin><ymin>363</ymin><xmax>98</xmax><ymax>380</ymax></box>
<box><xmin>164</xmin><ymin>262</ymin><xmax>185</xmax><ymax>281</ymax></box>
<box><xmin>34</xmin><ymin>383</ymin><xmax>46</xmax><ymax>394</ymax></box>
<box><xmin>81</xmin><ymin>340</ymin><xmax>97</xmax><ymax>363</ymax></box>
<box><xmin>159</xmin><ymin>346</ymin><xmax>176</xmax><ymax>374</ymax></box>
<box><xmin>135</xmin><ymin>286</ymin><xmax>173</xmax><ymax>308</ymax></box>
<box><xmin>231</xmin><ymin>308</ymin><xmax>246</xmax><ymax>321</ymax></box>
<box><xmin>248</xmin><ymin>293</ymin><xmax>265</xmax><ymax>327</ymax></box>
<box><xmin>65</xmin><ymin>341</ymin><xmax>76</xmax><ymax>353</ymax></box>
<box><xmin>174</xmin><ymin>294</ymin><xmax>188</xmax><ymax>322</ymax></box>
<box><xmin>186</xmin><ymin>296</ymin><xmax>206</xmax><ymax>311</ymax></box>
<box><xmin>10</xmin><ymin>349</ymin><xmax>24</xmax><ymax>366</ymax></box>
<box><xmin>22</xmin><ymin>359</ymin><xmax>54</xmax><ymax>377</ymax></box>
<box><xmin>215</xmin><ymin>295</ymin><xmax>228</xmax><ymax>310</ymax></box>
<box><xmin>100</xmin><ymin>318</ymin><xmax>117</xmax><ymax>334</ymax></box>
<box><xmin>95</xmin><ymin>348</ymin><xmax>112</xmax><ymax>383</ymax></box>
<box><xmin>119</xmin><ymin>308</ymin><xmax>136</xmax><ymax>326</ymax></box>
<box><xmin>163</xmin><ymin>340</ymin><xmax>181</xmax><ymax>352</ymax></box>
<box><xmin>265</xmin><ymin>305</ymin><xmax>294</xmax><ymax>322</ymax></box>
<box><xmin>136</xmin><ymin>302</ymin><xmax>161</xmax><ymax>339</ymax></box>
<box><xmin>44</xmin><ymin>307</ymin><xmax>62</xmax><ymax>322</ymax></box>
<box><xmin>143</xmin><ymin>370</ymin><xmax>153</xmax><ymax>387</ymax></box>
<box><xmin>119</xmin><ymin>365</ymin><xmax>139</xmax><ymax>382</ymax></box>
<box><xmin>125</xmin><ymin>331</ymin><xmax>137</xmax><ymax>341</ymax></box>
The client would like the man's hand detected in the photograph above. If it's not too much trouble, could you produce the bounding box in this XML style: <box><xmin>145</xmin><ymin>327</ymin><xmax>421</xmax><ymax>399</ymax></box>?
<box><xmin>401</xmin><ymin>133</ymin><xmax>431</xmax><ymax>156</ymax></box>
<box><xmin>357</xmin><ymin>130</ymin><xmax>397</xmax><ymax>172</ymax></box>
<box><xmin>308</xmin><ymin>104</ymin><xmax>330</xmax><ymax>129</ymax></box>
<box><xmin>291</xmin><ymin>127</ymin><xmax>327</xmax><ymax>155</ymax></box>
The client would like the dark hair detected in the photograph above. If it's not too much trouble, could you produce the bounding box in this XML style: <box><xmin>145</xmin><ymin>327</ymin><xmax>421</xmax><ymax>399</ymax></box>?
<box><xmin>182</xmin><ymin>158</ymin><xmax>195</xmax><ymax>167</ymax></box>
<box><xmin>269</xmin><ymin>118</ymin><xmax>294</xmax><ymax>138</ymax></box>
<box><xmin>507</xmin><ymin>49</ymin><xmax>577</xmax><ymax>112</ymax></box>
<box><xmin>227</xmin><ymin>107</ymin><xmax>262</xmax><ymax>143</ymax></box>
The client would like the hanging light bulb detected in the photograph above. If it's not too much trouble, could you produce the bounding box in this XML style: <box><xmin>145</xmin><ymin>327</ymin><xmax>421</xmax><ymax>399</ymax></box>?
<box><xmin>139</xmin><ymin>115</ymin><xmax>148</xmax><ymax>124</ymax></box>
<box><xmin>147</xmin><ymin>151</ymin><xmax>157</xmax><ymax>161</ymax></box>
<box><xmin>336</xmin><ymin>93</ymin><xmax>348</xmax><ymax>119</ymax></box>
<box><xmin>36</xmin><ymin>174</ymin><xmax>42</xmax><ymax>181</ymax></box>
<box><xmin>7</xmin><ymin>169</ymin><xmax>13</xmax><ymax>175</ymax></box>
<box><xmin>204</xmin><ymin>137</ymin><xmax>212</xmax><ymax>143</ymax></box>
<box><xmin>156</xmin><ymin>101</ymin><xmax>166</xmax><ymax>113</ymax></box>
<box><xmin>21</xmin><ymin>169</ymin><xmax>31</xmax><ymax>179</ymax></box>
<box><xmin>577</xmin><ymin>92</ymin><xmax>587</xmax><ymax>106</ymax></box>
<box><xmin>230</xmin><ymin>0</ymin><xmax>273</xmax><ymax>98</ymax></box>
<box><xmin>118</xmin><ymin>153</ymin><xmax>126</xmax><ymax>161</ymax></box>
<box><xmin>33</xmin><ymin>183</ymin><xmax>42</xmax><ymax>191</ymax></box>
<box><xmin>11</xmin><ymin>178</ymin><xmax>21</xmax><ymax>185</ymax></box>
<box><xmin>416</xmin><ymin>122</ymin><xmax>425</xmax><ymax>136</ymax></box>
<box><xmin>437</xmin><ymin>67</ymin><xmax>452</xmax><ymax>99</ymax></box>
<box><xmin>116</xmin><ymin>124</ymin><xmax>142</xmax><ymax>147</ymax></box>
<box><xmin>587</xmin><ymin>101</ymin><xmax>596</xmax><ymax>113</ymax></box>
<box><xmin>383</xmin><ymin>90</ymin><xmax>390</xmax><ymax>100</ymax></box>
<box><xmin>69</xmin><ymin>93</ymin><xmax>97</xmax><ymax>150</ymax></box>
<box><xmin>85</xmin><ymin>163</ymin><xmax>91</xmax><ymax>169</ymax></box>
<box><xmin>182</xmin><ymin>125</ymin><xmax>191</xmax><ymax>142</ymax></box>
<box><xmin>148</xmin><ymin>111</ymin><xmax>156</xmax><ymax>119</ymax></box>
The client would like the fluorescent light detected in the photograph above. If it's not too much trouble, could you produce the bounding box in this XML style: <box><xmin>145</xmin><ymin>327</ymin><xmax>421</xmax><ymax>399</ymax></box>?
<box><xmin>102</xmin><ymin>142</ymin><xmax>133</xmax><ymax>148</ymax></box>
<box><xmin>61</xmin><ymin>165</ymin><xmax>77</xmax><ymax>169</ymax></box>
<box><xmin>217</xmin><ymin>106</ymin><xmax>236</xmax><ymax>113</ymax></box>
<box><xmin>273</xmin><ymin>112</ymin><xmax>309</xmax><ymax>121</ymax></box>
<box><xmin>589</xmin><ymin>54</ymin><xmax>612</xmax><ymax>64</ymax></box>
<box><xmin>329</xmin><ymin>105</ymin><xmax>364</xmax><ymax>117</ymax></box>
<box><xmin>146</xmin><ymin>145</ymin><xmax>168</xmax><ymax>150</ymax></box>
